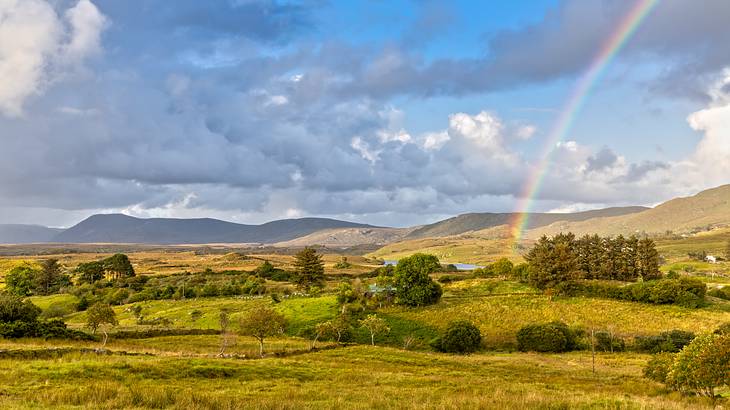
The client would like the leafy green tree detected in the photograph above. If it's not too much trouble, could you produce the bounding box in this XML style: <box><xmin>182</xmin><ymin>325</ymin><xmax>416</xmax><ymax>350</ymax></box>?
<box><xmin>327</xmin><ymin>314</ymin><xmax>352</xmax><ymax>343</ymax></box>
<box><xmin>432</xmin><ymin>320</ymin><xmax>482</xmax><ymax>354</ymax></box>
<box><xmin>4</xmin><ymin>266</ymin><xmax>38</xmax><ymax>296</ymax></box>
<box><xmin>491</xmin><ymin>258</ymin><xmax>514</xmax><ymax>277</ymax></box>
<box><xmin>359</xmin><ymin>314</ymin><xmax>390</xmax><ymax>346</ymax></box>
<box><xmin>34</xmin><ymin>259</ymin><xmax>66</xmax><ymax>295</ymax></box>
<box><xmin>254</xmin><ymin>260</ymin><xmax>275</xmax><ymax>277</ymax></box>
<box><xmin>103</xmin><ymin>254</ymin><xmax>135</xmax><ymax>279</ymax></box>
<box><xmin>85</xmin><ymin>303</ymin><xmax>118</xmax><ymax>348</ymax></box>
<box><xmin>393</xmin><ymin>253</ymin><xmax>443</xmax><ymax>306</ymax></box>
<box><xmin>292</xmin><ymin>248</ymin><xmax>325</xmax><ymax>291</ymax></box>
<box><xmin>0</xmin><ymin>293</ymin><xmax>41</xmax><ymax>323</ymax></box>
<box><xmin>238</xmin><ymin>306</ymin><xmax>287</xmax><ymax>357</ymax></box>
<box><xmin>666</xmin><ymin>333</ymin><xmax>730</xmax><ymax>398</ymax></box>
<box><xmin>75</xmin><ymin>261</ymin><xmax>105</xmax><ymax>284</ymax></box>
<box><xmin>525</xmin><ymin>234</ymin><xmax>578</xmax><ymax>290</ymax></box>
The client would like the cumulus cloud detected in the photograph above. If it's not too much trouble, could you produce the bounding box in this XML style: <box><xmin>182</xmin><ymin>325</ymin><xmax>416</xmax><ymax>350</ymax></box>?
<box><xmin>0</xmin><ymin>0</ymin><xmax>106</xmax><ymax>117</ymax></box>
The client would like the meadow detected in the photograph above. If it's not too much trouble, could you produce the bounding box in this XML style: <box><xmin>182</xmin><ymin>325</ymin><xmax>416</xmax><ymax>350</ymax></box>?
<box><xmin>0</xmin><ymin>241</ymin><xmax>728</xmax><ymax>409</ymax></box>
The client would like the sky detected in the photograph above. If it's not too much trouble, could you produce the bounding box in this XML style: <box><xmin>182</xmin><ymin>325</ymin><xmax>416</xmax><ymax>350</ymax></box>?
<box><xmin>1</xmin><ymin>0</ymin><xmax>729</xmax><ymax>228</ymax></box>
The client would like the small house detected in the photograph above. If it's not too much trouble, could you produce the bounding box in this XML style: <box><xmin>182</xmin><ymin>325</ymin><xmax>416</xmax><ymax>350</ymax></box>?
<box><xmin>706</xmin><ymin>255</ymin><xmax>717</xmax><ymax>263</ymax></box>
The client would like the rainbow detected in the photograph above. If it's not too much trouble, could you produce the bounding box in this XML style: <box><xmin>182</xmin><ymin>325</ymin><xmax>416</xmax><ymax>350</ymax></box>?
<box><xmin>510</xmin><ymin>0</ymin><xmax>659</xmax><ymax>245</ymax></box>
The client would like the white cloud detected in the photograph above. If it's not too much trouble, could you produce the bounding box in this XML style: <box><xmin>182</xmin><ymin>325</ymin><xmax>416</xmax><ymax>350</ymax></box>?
<box><xmin>0</xmin><ymin>0</ymin><xmax>106</xmax><ymax>117</ymax></box>
<box><xmin>686</xmin><ymin>69</ymin><xmax>730</xmax><ymax>185</ymax></box>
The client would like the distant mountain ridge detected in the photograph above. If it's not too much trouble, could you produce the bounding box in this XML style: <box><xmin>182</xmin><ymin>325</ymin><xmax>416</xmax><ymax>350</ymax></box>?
<box><xmin>528</xmin><ymin>184</ymin><xmax>730</xmax><ymax>238</ymax></box>
<box><xmin>1</xmin><ymin>184</ymin><xmax>729</xmax><ymax>245</ymax></box>
<box><xmin>0</xmin><ymin>225</ymin><xmax>64</xmax><ymax>244</ymax></box>
<box><xmin>406</xmin><ymin>207</ymin><xmax>649</xmax><ymax>239</ymax></box>
<box><xmin>51</xmin><ymin>214</ymin><xmax>376</xmax><ymax>244</ymax></box>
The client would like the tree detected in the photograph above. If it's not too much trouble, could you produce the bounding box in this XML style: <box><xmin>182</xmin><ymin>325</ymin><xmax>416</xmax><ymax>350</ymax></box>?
<box><xmin>254</xmin><ymin>260</ymin><xmax>275</xmax><ymax>277</ymax></box>
<box><xmin>218</xmin><ymin>309</ymin><xmax>232</xmax><ymax>357</ymax></box>
<box><xmin>103</xmin><ymin>254</ymin><xmax>135</xmax><ymax>279</ymax></box>
<box><xmin>359</xmin><ymin>314</ymin><xmax>390</xmax><ymax>346</ymax></box>
<box><xmin>85</xmin><ymin>303</ymin><xmax>118</xmax><ymax>348</ymax></box>
<box><xmin>320</xmin><ymin>314</ymin><xmax>352</xmax><ymax>343</ymax></box>
<box><xmin>5</xmin><ymin>266</ymin><xmax>38</xmax><ymax>296</ymax></box>
<box><xmin>637</xmin><ymin>238</ymin><xmax>661</xmax><ymax>280</ymax></box>
<box><xmin>292</xmin><ymin>248</ymin><xmax>325</xmax><ymax>291</ymax></box>
<box><xmin>75</xmin><ymin>261</ymin><xmax>105</xmax><ymax>284</ymax></box>
<box><xmin>525</xmin><ymin>234</ymin><xmax>577</xmax><ymax>290</ymax></box>
<box><xmin>35</xmin><ymin>259</ymin><xmax>64</xmax><ymax>295</ymax></box>
<box><xmin>491</xmin><ymin>258</ymin><xmax>514</xmax><ymax>277</ymax></box>
<box><xmin>666</xmin><ymin>333</ymin><xmax>730</xmax><ymax>398</ymax></box>
<box><xmin>238</xmin><ymin>306</ymin><xmax>287</xmax><ymax>357</ymax></box>
<box><xmin>0</xmin><ymin>293</ymin><xmax>41</xmax><ymax>323</ymax></box>
<box><xmin>308</xmin><ymin>321</ymin><xmax>332</xmax><ymax>350</ymax></box>
<box><xmin>432</xmin><ymin>320</ymin><xmax>482</xmax><ymax>354</ymax></box>
<box><xmin>393</xmin><ymin>253</ymin><xmax>443</xmax><ymax>306</ymax></box>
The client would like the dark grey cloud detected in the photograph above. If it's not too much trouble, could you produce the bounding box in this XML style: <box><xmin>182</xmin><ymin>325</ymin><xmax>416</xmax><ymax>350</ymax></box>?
<box><xmin>619</xmin><ymin>161</ymin><xmax>670</xmax><ymax>183</ymax></box>
<box><xmin>585</xmin><ymin>147</ymin><xmax>618</xmax><ymax>173</ymax></box>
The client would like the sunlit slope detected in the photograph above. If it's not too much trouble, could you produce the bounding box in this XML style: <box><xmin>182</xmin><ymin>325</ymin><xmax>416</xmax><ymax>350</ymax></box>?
<box><xmin>528</xmin><ymin>184</ymin><xmax>730</xmax><ymax>238</ymax></box>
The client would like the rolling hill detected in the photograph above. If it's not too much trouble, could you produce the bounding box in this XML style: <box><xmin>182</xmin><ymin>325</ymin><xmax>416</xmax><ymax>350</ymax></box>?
<box><xmin>50</xmin><ymin>214</ymin><xmax>376</xmax><ymax>244</ymax></box>
<box><xmin>406</xmin><ymin>206</ymin><xmax>648</xmax><ymax>239</ymax></box>
<box><xmin>528</xmin><ymin>184</ymin><xmax>730</xmax><ymax>238</ymax></box>
<box><xmin>0</xmin><ymin>224</ymin><xmax>64</xmax><ymax>244</ymax></box>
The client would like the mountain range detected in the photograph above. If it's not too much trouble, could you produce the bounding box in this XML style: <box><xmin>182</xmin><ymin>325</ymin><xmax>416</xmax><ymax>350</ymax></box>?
<box><xmin>1</xmin><ymin>184</ymin><xmax>728</xmax><ymax>245</ymax></box>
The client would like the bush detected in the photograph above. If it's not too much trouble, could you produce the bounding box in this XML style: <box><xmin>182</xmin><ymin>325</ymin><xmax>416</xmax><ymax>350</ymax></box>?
<box><xmin>707</xmin><ymin>287</ymin><xmax>730</xmax><ymax>301</ymax></box>
<box><xmin>594</xmin><ymin>331</ymin><xmax>625</xmax><ymax>352</ymax></box>
<box><xmin>665</xmin><ymin>333</ymin><xmax>730</xmax><ymax>397</ymax></box>
<box><xmin>517</xmin><ymin>322</ymin><xmax>577</xmax><ymax>353</ymax></box>
<box><xmin>634</xmin><ymin>330</ymin><xmax>695</xmax><ymax>353</ymax></box>
<box><xmin>0</xmin><ymin>294</ymin><xmax>41</xmax><ymax>323</ymax></box>
<box><xmin>643</xmin><ymin>352</ymin><xmax>675</xmax><ymax>384</ymax></box>
<box><xmin>554</xmin><ymin>279</ymin><xmax>706</xmax><ymax>308</ymax></box>
<box><xmin>431</xmin><ymin>320</ymin><xmax>482</xmax><ymax>354</ymax></box>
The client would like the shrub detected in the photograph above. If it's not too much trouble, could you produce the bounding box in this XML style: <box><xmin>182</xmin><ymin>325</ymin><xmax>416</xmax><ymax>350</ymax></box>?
<box><xmin>708</xmin><ymin>287</ymin><xmax>730</xmax><ymax>300</ymax></box>
<box><xmin>491</xmin><ymin>258</ymin><xmax>514</xmax><ymax>277</ymax></box>
<box><xmin>517</xmin><ymin>322</ymin><xmax>577</xmax><ymax>353</ymax></box>
<box><xmin>666</xmin><ymin>333</ymin><xmax>730</xmax><ymax>397</ymax></box>
<box><xmin>634</xmin><ymin>330</ymin><xmax>695</xmax><ymax>353</ymax></box>
<box><xmin>431</xmin><ymin>320</ymin><xmax>482</xmax><ymax>354</ymax></box>
<box><xmin>0</xmin><ymin>294</ymin><xmax>41</xmax><ymax>323</ymax></box>
<box><xmin>0</xmin><ymin>319</ymin><xmax>93</xmax><ymax>340</ymax></box>
<box><xmin>553</xmin><ymin>279</ymin><xmax>706</xmax><ymax>308</ymax></box>
<box><xmin>594</xmin><ymin>331</ymin><xmax>625</xmax><ymax>352</ymax></box>
<box><xmin>644</xmin><ymin>352</ymin><xmax>675</xmax><ymax>384</ymax></box>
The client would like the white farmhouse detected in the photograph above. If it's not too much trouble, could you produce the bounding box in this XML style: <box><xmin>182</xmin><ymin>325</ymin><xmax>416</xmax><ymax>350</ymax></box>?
<box><xmin>706</xmin><ymin>255</ymin><xmax>717</xmax><ymax>263</ymax></box>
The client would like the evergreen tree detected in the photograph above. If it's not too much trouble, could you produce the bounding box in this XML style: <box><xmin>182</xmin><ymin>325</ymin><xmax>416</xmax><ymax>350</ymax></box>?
<box><xmin>525</xmin><ymin>234</ymin><xmax>578</xmax><ymax>290</ymax></box>
<box><xmin>637</xmin><ymin>238</ymin><xmax>661</xmax><ymax>280</ymax></box>
<box><xmin>293</xmin><ymin>247</ymin><xmax>325</xmax><ymax>291</ymax></box>
<box><xmin>34</xmin><ymin>259</ymin><xmax>63</xmax><ymax>295</ymax></box>
<box><xmin>622</xmin><ymin>236</ymin><xmax>640</xmax><ymax>281</ymax></box>
<box><xmin>103</xmin><ymin>254</ymin><xmax>135</xmax><ymax>280</ymax></box>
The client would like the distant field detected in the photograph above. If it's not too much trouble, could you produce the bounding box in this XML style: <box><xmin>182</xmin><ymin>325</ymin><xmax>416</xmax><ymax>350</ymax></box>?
<box><xmin>368</xmin><ymin>231</ymin><xmax>525</xmax><ymax>265</ymax></box>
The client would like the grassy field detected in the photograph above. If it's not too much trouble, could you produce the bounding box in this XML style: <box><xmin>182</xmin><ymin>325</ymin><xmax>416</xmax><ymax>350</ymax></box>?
<box><xmin>2</xmin><ymin>242</ymin><xmax>730</xmax><ymax>408</ymax></box>
<box><xmin>0</xmin><ymin>346</ymin><xmax>719</xmax><ymax>409</ymax></box>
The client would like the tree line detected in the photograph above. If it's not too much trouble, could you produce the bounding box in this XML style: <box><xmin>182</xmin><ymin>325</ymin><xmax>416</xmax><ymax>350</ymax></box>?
<box><xmin>525</xmin><ymin>233</ymin><xmax>661</xmax><ymax>290</ymax></box>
